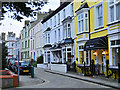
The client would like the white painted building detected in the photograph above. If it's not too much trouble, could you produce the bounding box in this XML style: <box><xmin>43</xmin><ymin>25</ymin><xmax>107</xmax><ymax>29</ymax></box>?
<box><xmin>41</xmin><ymin>0</ymin><xmax>75</xmax><ymax>72</ymax></box>
<box><xmin>29</xmin><ymin>17</ymin><xmax>44</xmax><ymax>61</ymax></box>
<box><xmin>107</xmin><ymin>0</ymin><xmax>120</xmax><ymax>69</ymax></box>
<box><xmin>6</xmin><ymin>32</ymin><xmax>16</xmax><ymax>59</ymax></box>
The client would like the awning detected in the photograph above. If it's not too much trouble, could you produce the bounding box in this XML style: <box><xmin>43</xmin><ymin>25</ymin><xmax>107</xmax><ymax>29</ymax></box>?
<box><xmin>84</xmin><ymin>36</ymin><xmax>108</xmax><ymax>51</ymax></box>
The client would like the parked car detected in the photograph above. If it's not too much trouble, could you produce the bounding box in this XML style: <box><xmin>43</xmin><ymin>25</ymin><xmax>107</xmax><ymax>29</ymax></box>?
<box><xmin>13</xmin><ymin>61</ymin><xmax>24</xmax><ymax>72</ymax></box>
<box><xmin>8</xmin><ymin>58</ymin><xmax>17</xmax><ymax>70</ymax></box>
<box><xmin>14</xmin><ymin>61</ymin><xmax>32</xmax><ymax>74</ymax></box>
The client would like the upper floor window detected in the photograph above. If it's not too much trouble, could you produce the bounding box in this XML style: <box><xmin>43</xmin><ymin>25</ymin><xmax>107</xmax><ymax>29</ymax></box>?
<box><xmin>33</xmin><ymin>39</ymin><xmax>34</xmax><ymax>50</ymax></box>
<box><xmin>95</xmin><ymin>3</ymin><xmax>103</xmax><ymax>28</ymax></box>
<box><xmin>46</xmin><ymin>34</ymin><xmax>47</xmax><ymax>43</ymax></box>
<box><xmin>54</xmin><ymin>16</ymin><xmax>56</xmax><ymax>27</ymax></box>
<box><xmin>48</xmin><ymin>34</ymin><xmax>50</xmax><ymax>43</ymax></box>
<box><xmin>58</xmin><ymin>13</ymin><xmax>60</xmax><ymax>25</ymax></box>
<box><xmin>71</xmin><ymin>3</ymin><xmax>74</xmax><ymax>15</ymax></box>
<box><xmin>51</xmin><ymin>19</ymin><xmax>52</xmax><ymax>28</ymax></box>
<box><xmin>85</xmin><ymin>13</ymin><xmax>88</xmax><ymax>32</ymax></box>
<box><xmin>58</xmin><ymin>29</ymin><xmax>60</xmax><ymax>40</ymax></box>
<box><xmin>78</xmin><ymin>13</ymin><xmax>83</xmax><ymax>33</ymax></box>
<box><xmin>33</xmin><ymin>28</ymin><xmax>34</xmax><ymax>35</ymax></box>
<box><xmin>63</xmin><ymin>9</ymin><xmax>66</xmax><ymax>19</ymax></box>
<box><xmin>55</xmin><ymin>30</ymin><xmax>57</xmax><ymax>42</ymax></box>
<box><xmin>109</xmin><ymin>0</ymin><xmax>120</xmax><ymax>22</ymax></box>
<box><xmin>68</xmin><ymin>24</ymin><xmax>71</xmax><ymax>37</ymax></box>
<box><xmin>31</xmin><ymin>40</ymin><xmax>32</xmax><ymax>50</ymax></box>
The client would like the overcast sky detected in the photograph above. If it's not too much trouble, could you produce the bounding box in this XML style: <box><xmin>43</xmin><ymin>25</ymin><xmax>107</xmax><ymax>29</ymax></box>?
<box><xmin>0</xmin><ymin>0</ymin><xmax>60</xmax><ymax>38</ymax></box>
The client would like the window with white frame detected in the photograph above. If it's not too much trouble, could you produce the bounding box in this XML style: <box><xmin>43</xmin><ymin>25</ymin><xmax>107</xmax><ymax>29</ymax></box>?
<box><xmin>48</xmin><ymin>33</ymin><xmax>50</xmax><ymax>43</ymax></box>
<box><xmin>95</xmin><ymin>3</ymin><xmax>103</xmax><ymax>28</ymax></box>
<box><xmin>33</xmin><ymin>39</ymin><xmax>34</xmax><ymax>50</ymax></box>
<box><xmin>63</xmin><ymin>24</ymin><xmax>67</xmax><ymax>39</ymax></box>
<box><xmin>46</xmin><ymin>34</ymin><xmax>47</xmax><ymax>43</ymax></box>
<box><xmin>58</xmin><ymin>29</ymin><xmax>60</xmax><ymax>40</ymax></box>
<box><xmin>71</xmin><ymin>3</ymin><xmax>74</xmax><ymax>15</ymax></box>
<box><xmin>31</xmin><ymin>40</ymin><xmax>32</xmax><ymax>50</ymax></box>
<box><xmin>33</xmin><ymin>28</ymin><xmax>34</xmax><ymax>35</ymax></box>
<box><xmin>31</xmin><ymin>30</ymin><xmax>32</xmax><ymax>37</ymax></box>
<box><xmin>58</xmin><ymin>13</ymin><xmax>60</xmax><ymax>25</ymax></box>
<box><xmin>68</xmin><ymin>24</ymin><xmax>71</xmax><ymax>37</ymax></box>
<box><xmin>109</xmin><ymin>0</ymin><xmax>120</xmax><ymax>22</ymax></box>
<box><xmin>112</xmin><ymin>48</ymin><xmax>119</xmax><ymax>66</ymax></box>
<box><xmin>78</xmin><ymin>13</ymin><xmax>83</xmax><ymax>33</ymax></box>
<box><xmin>85</xmin><ymin>12</ymin><xmax>89</xmax><ymax>32</ymax></box>
<box><xmin>63</xmin><ymin>9</ymin><xmax>65</xmax><ymax>19</ymax></box>
<box><xmin>51</xmin><ymin>19</ymin><xmax>52</xmax><ymax>28</ymax></box>
<box><xmin>54</xmin><ymin>16</ymin><xmax>56</xmax><ymax>26</ymax></box>
<box><xmin>55</xmin><ymin>30</ymin><xmax>57</xmax><ymax>42</ymax></box>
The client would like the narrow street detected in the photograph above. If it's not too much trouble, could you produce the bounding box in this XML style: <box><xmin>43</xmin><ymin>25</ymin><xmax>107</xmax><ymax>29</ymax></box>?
<box><xmin>18</xmin><ymin>68</ymin><xmax>112</xmax><ymax>88</ymax></box>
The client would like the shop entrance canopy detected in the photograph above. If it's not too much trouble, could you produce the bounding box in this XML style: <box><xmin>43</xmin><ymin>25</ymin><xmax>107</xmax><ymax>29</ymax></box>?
<box><xmin>84</xmin><ymin>36</ymin><xmax>108</xmax><ymax>51</ymax></box>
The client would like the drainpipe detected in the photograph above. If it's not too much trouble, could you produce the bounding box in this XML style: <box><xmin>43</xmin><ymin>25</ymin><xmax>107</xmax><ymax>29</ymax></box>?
<box><xmin>118</xmin><ymin>47</ymin><xmax>120</xmax><ymax>83</ymax></box>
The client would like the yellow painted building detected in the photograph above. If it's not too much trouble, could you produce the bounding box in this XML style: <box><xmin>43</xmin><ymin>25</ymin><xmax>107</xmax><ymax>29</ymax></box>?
<box><xmin>74</xmin><ymin>0</ymin><xmax>120</xmax><ymax>80</ymax></box>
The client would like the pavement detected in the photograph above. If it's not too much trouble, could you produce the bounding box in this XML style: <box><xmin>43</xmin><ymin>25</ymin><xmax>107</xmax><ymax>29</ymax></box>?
<box><xmin>3</xmin><ymin>68</ymin><xmax>119</xmax><ymax>89</ymax></box>
<box><xmin>45</xmin><ymin>69</ymin><xmax>120</xmax><ymax>89</ymax></box>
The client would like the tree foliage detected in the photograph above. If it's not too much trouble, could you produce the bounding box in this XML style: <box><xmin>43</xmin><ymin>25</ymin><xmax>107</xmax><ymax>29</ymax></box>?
<box><xmin>2</xmin><ymin>42</ymin><xmax>8</xmax><ymax>70</ymax></box>
<box><xmin>37</xmin><ymin>55</ymin><xmax>43</xmax><ymax>64</ymax></box>
<box><xmin>1</xmin><ymin>0</ymin><xmax>48</xmax><ymax>21</ymax></box>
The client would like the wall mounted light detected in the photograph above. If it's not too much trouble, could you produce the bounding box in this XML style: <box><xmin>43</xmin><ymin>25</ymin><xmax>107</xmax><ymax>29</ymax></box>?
<box><xmin>93</xmin><ymin>52</ymin><xmax>97</xmax><ymax>56</ymax></box>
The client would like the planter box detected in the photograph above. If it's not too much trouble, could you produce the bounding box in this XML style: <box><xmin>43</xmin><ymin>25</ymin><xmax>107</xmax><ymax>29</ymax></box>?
<box><xmin>51</xmin><ymin>64</ymin><xmax>67</xmax><ymax>73</ymax></box>
<box><xmin>0</xmin><ymin>70</ymin><xmax>18</xmax><ymax>88</ymax></box>
<box><xmin>37</xmin><ymin>64</ymin><xmax>47</xmax><ymax>69</ymax></box>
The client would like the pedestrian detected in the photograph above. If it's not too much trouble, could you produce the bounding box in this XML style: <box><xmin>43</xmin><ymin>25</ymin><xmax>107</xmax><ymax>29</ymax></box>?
<box><xmin>73</xmin><ymin>58</ymin><xmax>77</xmax><ymax>72</ymax></box>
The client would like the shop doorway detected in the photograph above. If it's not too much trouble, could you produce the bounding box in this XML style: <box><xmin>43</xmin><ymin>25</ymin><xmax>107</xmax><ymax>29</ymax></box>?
<box><xmin>96</xmin><ymin>50</ymin><xmax>104</xmax><ymax>74</ymax></box>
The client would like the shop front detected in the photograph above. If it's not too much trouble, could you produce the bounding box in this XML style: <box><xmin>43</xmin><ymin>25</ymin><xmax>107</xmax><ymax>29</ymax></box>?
<box><xmin>60</xmin><ymin>38</ymin><xmax>75</xmax><ymax>72</ymax></box>
<box><xmin>84</xmin><ymin>36</ymin><xmax>108</xmax><ymax>75</ymax></box>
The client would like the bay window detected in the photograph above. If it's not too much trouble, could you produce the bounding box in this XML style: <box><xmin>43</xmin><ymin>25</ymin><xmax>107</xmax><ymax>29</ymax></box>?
<box><xmin>109</xmin><ymin>0</ymin><xmax>120</xmax><ymax>22</ymax></box>
<box><xmin>78</xmin><ymin>13</ymin><xmax>84</xmax><ymax>33</ymax></box>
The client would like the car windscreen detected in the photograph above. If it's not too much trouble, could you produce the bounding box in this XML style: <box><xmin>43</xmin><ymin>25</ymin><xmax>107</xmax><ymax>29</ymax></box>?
<box><xmin>21</xmin><ymin>62</ymin><xmax>30</xmax><ymax>66</ymax></box>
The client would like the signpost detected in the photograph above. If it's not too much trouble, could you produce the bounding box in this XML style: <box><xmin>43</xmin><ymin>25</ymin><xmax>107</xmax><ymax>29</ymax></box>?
<box><xmin>18</xmin><ymin>51</ymin><xmax>20</xmax><ymax>85</ymax></box>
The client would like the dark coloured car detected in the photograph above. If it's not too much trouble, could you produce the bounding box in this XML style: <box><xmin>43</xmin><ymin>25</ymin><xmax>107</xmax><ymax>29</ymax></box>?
<box><xmin>14</xmin><ymin>61</ymin><xmax>32</xmax><ymax>74</ymax></box>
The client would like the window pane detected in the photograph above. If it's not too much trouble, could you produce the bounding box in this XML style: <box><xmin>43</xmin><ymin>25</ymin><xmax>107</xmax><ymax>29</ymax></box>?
<box><xmin>116</xmin><ymin>3</ymin><xmax>120</xmax><ymax>20</ymax></box>
<box><xmin>85</xmin><ymin>19</ymin><xmax>88</xmax><ymax>31</ymax></box>
<box><xmin>110</xmin><ymin>6</ymin><xmax>114</xmax><ymax>22</ymax></box>
<box><xmin>79</xmin><ymin>21</ymin><xmax>81</xmax><ymax>32</ymax></box>
<box><xmin>81</xmin><ymin>20</ymin><xmax>83</xmax><ymax>31</ymax></box>
<box><xmin>68</xmin><ymin>28</ymin><xmax>71</xmax><ymax>37</ymax></box>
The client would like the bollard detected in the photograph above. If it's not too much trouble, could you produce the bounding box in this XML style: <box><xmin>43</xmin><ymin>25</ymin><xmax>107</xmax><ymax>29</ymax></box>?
<box><xmin>106</xmin><ymin>59</ymin><xmax>109</xmax><ymax>78</ymax></box>
<box><xmin>84</xmin><ymin>62</ymin><xmax>86</xmax><ymax>76</ymax></box>
<box><xmin>31</xmin><ymin>66</ymin><xmax>34</xmax><ymax>78</ymax></box>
